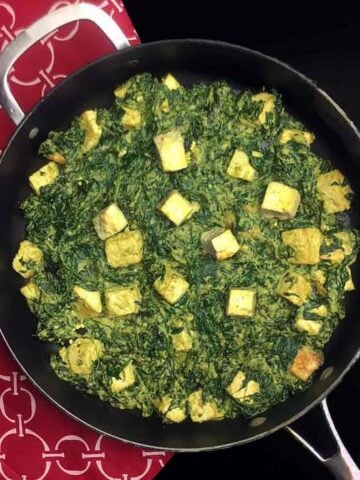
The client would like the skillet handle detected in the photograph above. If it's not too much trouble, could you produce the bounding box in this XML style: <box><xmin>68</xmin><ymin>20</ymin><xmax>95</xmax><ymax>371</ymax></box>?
<box><xmin>0</xmin><ymin>3</ymin><xmax>130</xmax><ymax>125</ymax></box>
<box><xmin>286</xmin><ymin>399</ymin><xmax>360</xmax><ymax>479</ymax></box>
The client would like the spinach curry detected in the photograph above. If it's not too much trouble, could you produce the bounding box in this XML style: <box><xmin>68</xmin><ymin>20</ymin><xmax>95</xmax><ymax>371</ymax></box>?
<box><xmin>13</xmin><ymin>73</ymin><xmax>358</xmax><ymax>423</ymax></box>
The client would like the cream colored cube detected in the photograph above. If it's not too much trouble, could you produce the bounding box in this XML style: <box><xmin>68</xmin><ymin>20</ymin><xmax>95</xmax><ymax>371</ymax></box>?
<box><xmin>29</xmin><ymin>162</ymin><xmax>59</xmax><ymax>195</ymax></box>
<box><xmin>261</xmin><ymin>182</ymin><xmax>300</xmax><ymax>220</ymax></box>
<box><xmin>165</xmin><ymin>407</ymin><xmax>186</xmax><ymax>423</ymax></box>
<box><xmin>12</xmin><ymin>240</ymin><xmax>44</xmax><ymax>279</ymax></box>
<box><xmin>227</xmin><ymin>150</ymin><xmax>256</xmax><ymax>181</ymax></box>
<box><xmin>73</xmin><ymin>286</ymin><xmax>102</xmax><ymax>316</ymax></box>
<box><xmin>105</xmin><ymin>286</ymin><xmax>140</xmax><ymax>316</ymax></box>
<box><xmin>278</xmin><ymin>128</ymin><xmax>315</xmax><ymax>146</ymax></box>
<box><xmin>93</xmin><ymin>203</ymin><xmax>128</xmax><ymax>240</ymax></box>
<box><xmin>309</xmin><ymin>305</ymin><xmax>328</xmax><ymax>317</ymax></box>
<box><xmin>252</xmin><ymin>92</ymin><xmax>275</xmax><ymax>124</ymax></box>
<box><xmin>154</xmin><ymin>268</ymin><xmax>189</xmax><ymax>304</ymax></box>
<box><xmin>317</xmin><ymin>170</ymin><xmax>352</xmax><ymax>213</ymax></box>
<box><xmin>345</xmin><ymin>266</ymin><xmax>355</xmax><ymax>292</ymax></box>
<box><xmin>227</xmin><ymin>372</ymin><xmax>260</xmax><ymax>403</ymax></box>
<box><xmin>114</xmin><ymin>80</ymin><xmax>130</xmax><ymax>98</ymax></box>
<box><xmin>81</xmin><ymin>110</ymin><xmax>102</xmax><ymax>153</ymax></box>
<box><xmin>162</xmin><ymin>73</ymin><xmax>181</xmax><ymax>90</ymax></box>
<box><xmin>121</xmin><ymin>108</ymin><xmax>142</xmax><ymax>129</ymax></box>
<box><xmin>282</xmin><ymin>228</ymin><xmax>322</xmax><ymax>265</ymax></box>
<box><xmin>46</xmin><ymin>152</ymin><xmax>66</xmax><ymax>164</ymax></box>
<box><xmin>111</xmin><ymin>363</ymin><xmax>135</xmax><ymax>393</ymax></box>
<box><xmin>289</xmin><ymin>346</ymin><xmax>323</xmax><ymax>381</ymax></box>
<box><xmin>60</xmin><ymin>338</ymin><xmax>103</xmax><ymax>378</ymax></box>
<box><xmin>105</xmin><ymin>230</ymin><xmax>143</xmax><ymax>268</ymax></box>
<box><xmin>277</xmin><ymin>272</ymin><xmax>311</xmax><ymax>306</ymax></box>
<box><xmin>227</xmin><ymin>288</ymin><xmax>256</xmax><ymax>317</ymax></box>
<box><xmin>202</xmin><ymin>228</ymin><xmax>240</xmax><ymax>261</ymax></box>
<box><xmin>153</xmin><ymin>130</ymin><xmax>188</xmax><ymax>172</ymax></box>
<box><xmin>159</xmin><ymin>190</ymin><xmax>199</xmax><ymax>226</ymax></box>
<box><xmin>295</xmin><ymin>317</ymin><xmax>323</xmax><ymax>336</ymax></box>
<box><xmin>172</xmin><ymin>330</ymin><xmax>192</xmax><ymax>352</ymax></box>
<box><xmin>20</xmin><ymin>281</ymin><xmax>40</xmax><ymax>300</ymax></box>
<box><xmin>188</xmin><ymin>390</ymin><xmax>224</xmax><ymax>423</ymax></box>
<box><xmin>226</xmin><ymin>371</ymin><xmax>246</xmax><ymax>397</ymax></box>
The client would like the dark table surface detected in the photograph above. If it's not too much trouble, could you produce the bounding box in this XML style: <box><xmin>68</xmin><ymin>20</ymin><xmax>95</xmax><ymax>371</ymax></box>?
<box><xmin>123</xmin><ymin>1</ymin><xmax>360</xmax><ymax>478</ymax></box>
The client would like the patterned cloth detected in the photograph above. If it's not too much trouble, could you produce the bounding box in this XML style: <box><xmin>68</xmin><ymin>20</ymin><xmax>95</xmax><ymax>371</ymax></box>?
<box><xmin>0</xmin><ymin>1</ymin><xmax>172</xmax><ymax>478</ymax></box>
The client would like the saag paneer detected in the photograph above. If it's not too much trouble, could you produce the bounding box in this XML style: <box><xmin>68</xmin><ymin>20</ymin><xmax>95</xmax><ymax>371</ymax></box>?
<box><xmin>13</xmin><ymin>73</ymin><xmax>358</xmax><ymax>423</ymax></box>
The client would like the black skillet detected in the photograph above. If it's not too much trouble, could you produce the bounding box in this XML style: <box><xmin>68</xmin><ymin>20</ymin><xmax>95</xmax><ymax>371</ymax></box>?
<box><xmin>0</xmin><ymin>4</ymin><xmax>359</xmax><ymax>478</ymax></box>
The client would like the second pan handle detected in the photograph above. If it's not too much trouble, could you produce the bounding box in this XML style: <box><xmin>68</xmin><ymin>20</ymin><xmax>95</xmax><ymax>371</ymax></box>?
<box><xmin>0</xmin><ymin>2</ymin><xmax>130</xmax><ymax>125</ymax></box>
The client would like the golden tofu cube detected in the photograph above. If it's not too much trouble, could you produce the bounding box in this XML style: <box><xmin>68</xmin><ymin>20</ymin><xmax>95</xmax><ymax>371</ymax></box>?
<box><xmin>153</xmin><ymin>130</ymin><xmax>188</xmax><ymax>172</ymax></box>
<box><xmin>162</xmin><ymin>73</ymin><xmax>181</xmax><ymax>90</ymax></box>
<box><xmin>159</xmin><ymin>190</ymin><xmax>199</xmax><ymax>226</ymax></box>
<box><xmin>46</xmin><ymin>152</ymin><xmax>66</xmax><ymax>164</ymax></box>
<box><xmin>261</xmin><ymin>182</ymin><xmax>300</xmax><ymax>220</ymax></box>
<box><xmin>105</xmin><ymin>230</ymin><xmax>143</xmax><ymax>268</ymax></box>
<box><xmin>110</xmin><ymin>363</ymin><xmax>135</xmax><ymax>392</ymax></box>
<box><xmin>309</xmin><ymin>305</ymin><xmax>328</xmax><ymax>317</ymax></box>
<box><xmin>289</xmin><ymin>346</ymin><xmax>323</xmax><ymax>381</ymax></box>
<box><xmin>277</xmin><ymin>272</ymin><xmax>311</xmax><ymax>306</ymax></box>
<box><xmin>188</xmin><ymin>390</ymin><xmax>224</xmax><ymax>423</ymax></box>
<box><xmin>172</xmin><ymin>330</ymin><xmax>193</xmax><ymax>352</ymax></box>
<box><xmin>105</xmin><ymin>286</ymin><xmax>140</xmax><ymax>316</ymax></box>
<box><xmin>317</xmin><ymin>170</ymin><xmax>352</xmax><ymax>213</ymax></box>
<box><xmin>81</xmin><ymin>110</ymin><xmax>102</xmax><ymax>153</ymax></box>
<box><xmin>227</xmin><ymin>373</ymin><xmax>260</xmax><ymax>403</ymax></box>
<box><xmin>93</xmin><ymin>203</ymin><xmax>128</xmax><ymax>240</ymax></box>
<box><xmin>227</xmin><ymin>288</ymin><xmax>256</xmax><ymax>317</ymax></box>
<box><xmin>29</xmin><ymin>161</ymin><xmax>59</xmax><ymax>195</ymax></box>
<box><xmin>165</xmin><ymin>407</ymin><xmax>186</xmax><ymax>423</ymax></box>
<box><xmin>114</xmin><ymin>80</ymin><xmax>130</xmax><ymax>98</ymax></box>
<box><xmin>227</xmin><ymin>150</ymin><xmax>256</xmax><ymax>181</ymax></box>
<box><xmin>295</xmin><ymin>317</ymin><xmax>323</xmax><ymax>335</ymax></box>
<box><xmin>278</xmin><ymin>128</ymin><xmax>315</xmax><ymax>146</ymax></box>
<box><xmin>345</xmin><ymin>266</ymin><xmax>355</xmax><ymax>292</ymax></box>
<box><xmin>12</xmin><ymin>240</ymin><xmax>44</xmax><ymax>279</ymax></box>
<box><xmin>226</xmin><ymin>370</ymin><xmax>246</xmax><ymax>397</ymax></box>
<box><xmin>252</xmin><ymin>92</ymin><xmax>276</xmax><ymax>124</ymax></box>
<box><xmin>20</xmin><ymin>281</ymin><xmax>40</xmax><ymax>300</ymax></box>
<box><xmin>282</xmin><ymin>228</ymin><xmax>322</xmax><ymax>265</ymax></box>
<box><xmin>202</xmin><ymin>228</ymin><xmax>240</xmax><ymax>261</ymax></box>
<box><xmin>73</xmin><ymin>286</ymin><xmax>102</xmax><ymax>316</ymax></box>
<box><xmin>60</xmin><ymin>338</ymin><xmax>103</xmax><ymax>378</ymax></box>
<box><xmin>121</xmin><ymin>107</ymin><xmax>142</xmax><ymax>129</ymax></box>
<box><xmin>154</xmin><ymin>267</ymin><xmax>189</xmax><ymax>304</ymax></box>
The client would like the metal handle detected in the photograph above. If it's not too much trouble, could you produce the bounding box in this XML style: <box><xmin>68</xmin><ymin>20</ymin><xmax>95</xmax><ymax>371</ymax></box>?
<box><xmin>287</xmin><ymin>399</ymin><xmax>360</xmax><ymax>479</ymax></box>
<box><xmin>0</xmin><ymin>2</ymin><xmax>130</xmax><ymax>125</ymax></box>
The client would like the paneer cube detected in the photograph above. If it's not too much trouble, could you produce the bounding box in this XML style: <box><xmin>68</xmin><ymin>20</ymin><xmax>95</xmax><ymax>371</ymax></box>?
<box><xmin>202</xmin><ymin>228</ymin><xmax>240</xmax><ymax>261</ymax></box>
<box><xmin>159</xmin><ymin>190</ymin><xmax>199</xmax><ymax>226</ymax></box>
<box><xmin>121</xmin><ymin>107</ymin><xmax>142</xmax><ymax>129</ymax></box>
<box><xmin>154</xmin><ymin>267</ymin><xmax>189</xmax><ymax>304</ymax></box>
<box><xmin>60</xmin><ymin>338</ymin><xmax>103</xmax><ymax>378</ymax></box>
<box><xmin>110</xmin><ymin>363</ymin><xmax>135</xmax><ymax>393</ymax></box>
<box><xmin>277</xmin><ymin>272</ymin><xmax>311</xmax><ymax>306</ymax></box>
<box><xmin>20</xmin><ymin>281</ymin><xmax>40</xmax><ymax>300</ymax></box>
<box><xmin>93</xmin><ymin>203</ymin><xmax>128</xmax><ymax>240</ymax></box>
<box><xmin>188</xmin><ymin>389</ymin><xmax>224</xmax><ymax>423</ymax></box>
<box><xmin>289</xmin><ymin>346</ymin><xmax>323</xmax><ymax>381</ymax></box>
<box><xmin>73</xmin><ymin>286</ymin><xmax>102</xmax><ymax>316</ymax></box>
<box><xmin>81</xmin><ymin>110</ymin><xmax>102</xmax><ymax>153</ymax></box>
<box><xmin>105</xmin><ymin>286</ymin><xmax>140</xmax><ymax>316</ymax></box>
<box><xmin>309</xmin><ymin>305</ymin><xmax>328</xmax><ymax>317</ymax></box>
<box><xmin>278</xmin><ymin>128</ymin><xmax>315</xmax><ymax>146</ymax></box>
<box><xmin>311</xmin><ymin>269</ymin><xmax>327</xmax><ymax>295</ymax></box>
<box><xmin>46</xmin><ymin>152</ymin><xmax>66</xmax><ymax>164</ymax></box>
<box><xmin>162</xmin><ymin>73</ymin><xmax>181</xmax><ymax>90</ymax></box>
<box><xmin>12</xmin><ymin>240</ymin><xmax>44</xmax><ymax>279</ymax></box>
<box><xmin>345</xmin><ymin>266</ymin><xmax>355</xmax><ymax>292</ymax></box>
<box><xmin>227</xmin><ymin>288</ymin><xmax>256</xmax><ymax>317</ymax></box>
<box><xmin>261</xmin><ymin>182</ymin><xmax>301</xmax><ymax>220</ymax></box>
<box><xmin>165</xmin><ymin>407</ymin><xmax>186</xmax><ymax>423</ymax></box>
<box><xmin>252</xmin><ymin>92</ymin><xmax>276</xmax><ymax>124</ymax></box>
<box><xmin>226</xmin><ymin>371</ymin><xmax>246</xmax><ymax>397</ymax></box>
<box><xmin>295</xmin><ymin>317</ymin><xmax>323</xmax><ymax>336</ymax></box>
<box><xmin>172</xmin><ymin>330</ymin><xmax>193</xmax><ymax>352</ymax></box>
<box><xmin>114</xmin><ymin>80</ymin><xmax>130</xmax><ymax>98</ymax></box>
<box><xmin>227</xmin><ymin>150</ymin><xmax>256</xmax><ymax>182</ymax></box>
<box><xmin>29</xmin><ymin>162</ymin><xmax>59</xmax><ymax>195</ymax></box>
<box><xmin>153</xmin><ymin>130</ymin><xmax>188</xmax><ymax>172</ymax></box>
<box><xmin>317</xmin><ymin>170</ymin><xmax>352</xmax><ymax>213</ymax></box>
<box><xmin>105</xmin><ymin>230</ymin><xmax>143</xmax><ymax>268</ymax></box>
<box><xmin>227</xmin><ymin>372</ymin><xmax>260</xmax><ymax>403</ymax></box>
<box><xmin>282</xmin><ymin>228</ymin><xmax>322</xmax><ymax>265</ymax></box>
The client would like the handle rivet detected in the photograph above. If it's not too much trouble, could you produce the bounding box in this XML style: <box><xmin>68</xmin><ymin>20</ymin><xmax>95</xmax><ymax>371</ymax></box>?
<box><xmin>28</xmin><ymin>127</ymin><xmax>39</xmax><ymax>139</ymax></box>
<box><xmin>249</xmin><ymin>416</ymin><xmax>267</xmax><ymax>427</ymax></box>
<box><xmin>319</xmin><ymin>366</ymin><xmax>334</xmax><ymax>381</ymax></box>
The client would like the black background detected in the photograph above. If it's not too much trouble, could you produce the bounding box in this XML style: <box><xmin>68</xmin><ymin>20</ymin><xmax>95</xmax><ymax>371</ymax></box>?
<box><xmin>123</xmin><ymin>1</ymin><xmax>360</xmax><ymax>478</ymax></box>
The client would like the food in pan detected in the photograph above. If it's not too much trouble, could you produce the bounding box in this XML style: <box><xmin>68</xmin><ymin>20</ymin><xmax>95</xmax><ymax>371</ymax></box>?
<box><xmin>13</xmin><ymin>73</ymin><xmax>358</xmax><ymax>423</ymax></box>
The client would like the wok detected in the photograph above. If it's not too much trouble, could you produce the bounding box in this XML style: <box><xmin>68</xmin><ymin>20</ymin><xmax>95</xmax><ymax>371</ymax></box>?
<box><xmin>0</xmin><ymin>4</ymin><xmax>359</xmax><ymax>478</ymax></box>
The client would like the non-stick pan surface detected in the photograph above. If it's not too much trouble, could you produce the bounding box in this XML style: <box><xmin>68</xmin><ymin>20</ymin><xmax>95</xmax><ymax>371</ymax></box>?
<box><xmin>1</xmin><ymin>39</ymin><xmax>360</xmax><ymax>451</ymax></box>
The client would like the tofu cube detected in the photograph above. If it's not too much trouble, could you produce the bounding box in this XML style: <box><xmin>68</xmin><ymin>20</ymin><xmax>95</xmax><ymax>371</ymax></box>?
<box><xmin>309</xmin><ymin>305</ymin><xmax>328</xmax><ymax>317</ymax></box>
<box><xmin>159</xmin><ymin>190</ymin><xmax>199</xmax><ymax>226</ymax></box>
<box><xmin>105</xmin><ymin>286</ymin><xmax>140</xmax><ymax>316</ymax></box>
<box><xmin>29</xmin><ymin>162</ymin><xmax>59</xmax><ymax>195</ymax></box>
<box><xmin>60</xmin><ymin>338</ymin><xmax>103</xmax><ymax>377</ymax></box>
<box><xmin>81</xmin><ymin>110</ymin><xmax>102</xmax><ymax>153</ymax></box>
<box><xmin>277</xmin><ymin>272</ymin><xmax>311</xmax><ymax>306</ymax></box>
<box><xmin>252</xmin><ymin>92</ymin><xmax>275</xmax><ymax>124</ymax></box>
<box><xmin>153</xmin><ymin>130</ymin><xmax>188</xmax><ymax>172</ymax></box>
<box><xmin>278</xmin><ymin>128</ymin><xmax>315</xmax><ymax>146</ymax></box>
<box><xmin>12</xmin><ymin>240</ymin><xmax>44</xmax><ymax>279</ymax></box>
<box><xmin>110</xmin><ymin>363</ymin><xmax>135</xmax><ymax>393</ymax></box>
<box><xmin>261</xmin><ymin>182</ymin><xmax>300</xmax><ymax>220</ymax></box>
<box><xmin>226</xmin><ymin>370</ymin><xmax>246</xmax><ymax>397</ymax></box>
<box><xmin>295</xmin><ymin>317</ymin><xmax>323</xmax><ymax>336</ymax></box>
<box><xmin>282</xmin><ymin>228</ymin><xmax>322</xmax><ymax>265</ymax></box>
<box><xmin>121</xmin><ymin>107</ymin><xmax>142</xmax><ymax>129</ymax></box>
<box><xmin>345</xmin><ymin>266</ymin><xmax>355</xmax><ymax>292</ymax></box>
<box><xmin>73</xmin><ymin>286</ymin><xmax>102</xmax><ymax>316</ymax></box>
<box><xmin>165</xmin><ymin>407</ymin><xmax>187</xmax><ymax>423</ymax></box>
<box><xmin>105</xmin><ymin>230</ymin><xmax>143</xmax><ymax>268</ymax></box>
<box><xmin>114</xmin><ymin>80</ymin><xmax>130</xmax><ymax>98</ymax></box>
<box><xmin>227</xmin><ymin>150</ymin><xmax>256</xmax><ymax>182</ymax></box>
<box><xmin>46</xmin><ymin>152</ymin><xmax>66</xmax><ymax>164</ymax></box>
<box><xmin>227</xmin><ymin>375</ymin><xmax>260</xmax><ymax>403</ymax></box>
<box><xmin>317</xmin><ymin>170</ymin><xmax>352</xmax><ymax>213</ymax></box>
<box><xmin>172</xmin><ymin>330</ymin><xmax>193</xmax><ymax>352</ymax></box>
<box><xmin>20</xmin><ymin>281</ymin><xmax>40</xmax><ymax>300</ymax></box>
<box><xmin>162</xmin><ymin>73</ymin><xmax>181</xmax><ymax>90</ymax></box>
<box><xmin>154</xmin><ymin>267</ymin><xmax>189</xmax><ymax>304</ymax></box>
<box><xmin>188</xmin><ymin>389</ymin><xmax>224</xmax><ymax>423</ymax></box>
<box><xmin>227</xmin><ymin>288</ymin><xmax>256</xmax><ymax>317</ymax></box>
<box><xmin>289</xmin><ymin>346</ymin><xmax>323</xmax><ymax>381</ymax></box>
<box><xmin>93</xmin><ymin>203</ymin><xmax>128</xmax><ymax>240</ymax></box>
<box><xmin>202</xmin><ymin>228</ymin><xmax>240</xmax><ymax>261</ymax></box>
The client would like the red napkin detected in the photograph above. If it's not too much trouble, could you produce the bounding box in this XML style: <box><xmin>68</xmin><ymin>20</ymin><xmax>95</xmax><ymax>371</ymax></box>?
<box><xmin>0</xmin><ymin>1</ymin><xmax>172</xmax><ymax>478</ymax></box>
